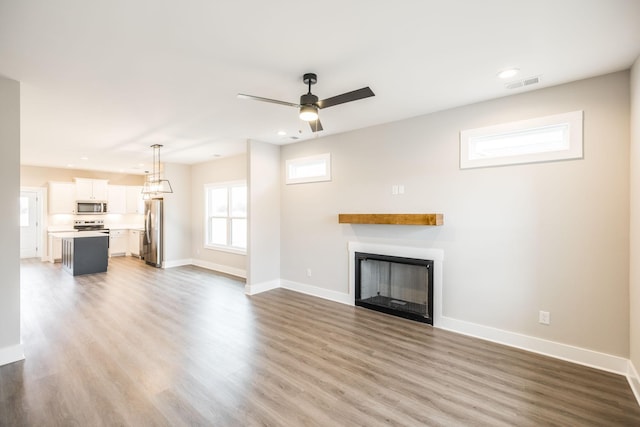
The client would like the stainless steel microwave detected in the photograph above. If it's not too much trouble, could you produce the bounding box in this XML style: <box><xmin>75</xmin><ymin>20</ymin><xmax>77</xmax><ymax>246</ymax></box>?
<box><xmin>76</xmin><ymin>201</ymin><xmax>107</xmax><ymax>214</ymax></box>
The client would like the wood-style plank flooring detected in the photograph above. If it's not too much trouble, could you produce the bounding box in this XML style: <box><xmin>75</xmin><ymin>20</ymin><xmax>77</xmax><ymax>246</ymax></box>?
<box><xmin>1</xmin><ymin>257</ymin><xmax>639</xmax><ymax>426</ymax></box>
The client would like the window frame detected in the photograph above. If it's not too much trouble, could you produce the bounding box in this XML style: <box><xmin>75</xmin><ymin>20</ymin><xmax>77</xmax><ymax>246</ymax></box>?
<box><xmin>459</xmin><ymin>110</ymin><xmax>583</xmax><ymax>169</ymax></box>
<box><xmin>204</xmin><ymin>180</ymin><xmax>247</xmax><ymax>254</ymax></box>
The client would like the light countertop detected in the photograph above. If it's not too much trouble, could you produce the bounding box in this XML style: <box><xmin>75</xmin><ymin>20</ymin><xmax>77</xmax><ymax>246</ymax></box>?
<box><xmin>47</xmin><ymin>227</ymin><xmax>75</xmax><ymax>232</ymax></box>
<box><xmin>107</xmin><ymin>227</ymin><xmax>144</xmax><ymax>231</ymax></box>
<box><xmin>52</xmin><ymin>232</ymin><xmax>109</xmax><ymax>239</ymax></box>
<box><xmin>48</xmin><ymin>225</ymin><xmax>144</xmax><ymax>233</ymax></box>
<box><xmin>105</xmin><ymin>224</ymin><xmax>144</xmax><ymax>230</ymax></box>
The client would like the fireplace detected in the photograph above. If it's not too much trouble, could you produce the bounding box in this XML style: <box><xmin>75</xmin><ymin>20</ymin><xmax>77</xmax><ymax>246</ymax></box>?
<box><xmin>355</xmin><ymin>252</ymin><xmax>434</xmax><ymax>324</ymax></box>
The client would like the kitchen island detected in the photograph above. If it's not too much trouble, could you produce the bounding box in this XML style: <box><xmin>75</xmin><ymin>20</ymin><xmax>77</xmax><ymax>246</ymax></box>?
<box><xmin>58</xmin><ymin>232</ymin><xmax>109</xmax><ymax>276</ymax></box>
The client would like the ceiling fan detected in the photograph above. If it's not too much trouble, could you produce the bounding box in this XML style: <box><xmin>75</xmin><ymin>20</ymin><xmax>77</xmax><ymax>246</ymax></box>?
<box><xmin>238</xmin><ymin>73</ymin><xmax>375</xmax><ymax>132</ymax></box>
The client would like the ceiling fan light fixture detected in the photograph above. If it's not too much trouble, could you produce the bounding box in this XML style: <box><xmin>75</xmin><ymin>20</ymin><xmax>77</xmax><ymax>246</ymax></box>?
<box><xmin>239</xmin><ymin>72</ymin><xmax>374</xmax><ymax>132</ymax></box>
<box><xmin>299</xmin><ymin>105</ymin><xmax>318</xmax><ymax>121</ymax></box>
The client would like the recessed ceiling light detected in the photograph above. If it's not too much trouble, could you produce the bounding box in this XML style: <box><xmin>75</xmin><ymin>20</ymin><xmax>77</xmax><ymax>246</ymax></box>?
<box><xmin>80</xmin><ymin>156</ymin><xmax>89</xmax><ymax>160</ymax></box>
<box><xmin>67</xmin><ymin>164</ymin><xmax>74</xmax><ymax>168</ymax></box>
<box><xmin>497</xmin><ymin>68</ymin><xmax>520</xmax><ymax>79</ymax></box>
<box><xmin>277</xmin><ymin>130</ymin><xmax>287</xmax><ymax>136</ymax></box>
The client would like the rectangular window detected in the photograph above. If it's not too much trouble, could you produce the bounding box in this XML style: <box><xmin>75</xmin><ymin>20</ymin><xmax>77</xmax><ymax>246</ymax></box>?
<box><xmin>205</xmin><ymin>181</ymin><xmax>247</xmax><ymax>253</ymax></box>
<box><xmin>286</xmin><ymin>153</ymin><xmax>331</xmax><ymax>184</ymax></box>
<box><xmin>460</xmin><ymin>111</ymin><xmax>583</xmax><ymax>169</ymax></box>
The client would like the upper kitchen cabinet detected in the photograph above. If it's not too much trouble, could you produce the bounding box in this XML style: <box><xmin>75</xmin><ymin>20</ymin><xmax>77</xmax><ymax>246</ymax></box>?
<box><xmin>49</xmin><ymin>181</ymin><xmax>76</xmax><ymax>214</ymax></box>
<box><xmin>75</xmin><ymin>178</ymin><xmax>108</xmax><ymax>200</ymax></box>
<box><xmin>126</xmin><ymin>186</ymin><xmax>145</xmax><ymax>214</ymax></box>
<box><xmin>107</xmin><ymin>185</ymin><xmax>127</xmax><ymax>214</ymax></box>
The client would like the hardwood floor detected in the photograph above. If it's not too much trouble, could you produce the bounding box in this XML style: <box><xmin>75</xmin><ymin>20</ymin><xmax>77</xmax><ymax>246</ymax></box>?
<box><xmin>1</xmin><ymin>257</ymin><xmax>639</xmax><ymax>426</ymax></box>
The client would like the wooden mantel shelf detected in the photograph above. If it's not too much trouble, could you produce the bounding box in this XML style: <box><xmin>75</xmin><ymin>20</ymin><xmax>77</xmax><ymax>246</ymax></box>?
<box><xmin>338</xmin><ymin>213</ymin><xmax>444</xmax><ymax>226</ymax></box>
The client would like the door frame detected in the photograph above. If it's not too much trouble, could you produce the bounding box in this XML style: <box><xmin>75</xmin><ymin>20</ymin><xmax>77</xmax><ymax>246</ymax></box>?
<box><xmin>20</xmin><ymin>186</ymin><xmax>47</xmax><ymax>261</ymax></box>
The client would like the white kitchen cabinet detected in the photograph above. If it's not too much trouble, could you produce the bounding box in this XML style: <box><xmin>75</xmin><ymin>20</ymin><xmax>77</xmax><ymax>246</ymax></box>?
<box><xmin>75</xmin><ymin>178</ymin><xmax>108</xmax><ymax>200</ymax></box>
<box><xmin>129</xmin><ymin>229</ymin><xmax>142</xmax><ymax>257</ymax></box>
<box><xmin>48</xmin><ymin>182</ymin><xmax>76</xmax><ymax>214</ymax></box>
<box><xmin>126</xmin><ymin>186</ymin><xmax>145</xmax><ymax>214</ymax></box>
<box><xmin>109</xmin><ymin>229</ymin><xmax>128</xmax><ymax>256</ymax></box>
<box><xmin>108</xmin><ymin>185</ymin><xmax>127</xmax><ymax>214</ymax></box>
<box><xmin>48</xmin><ymin>234</ymin><xmax>62</xmax><ymax>262</ymax></box>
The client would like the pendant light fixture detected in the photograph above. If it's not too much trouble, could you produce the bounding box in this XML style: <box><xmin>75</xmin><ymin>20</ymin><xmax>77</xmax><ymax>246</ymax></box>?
<box><xmin>142</xmin><ymin>144</ymin><xmax>173</xmax><ymax>196</ymax></box>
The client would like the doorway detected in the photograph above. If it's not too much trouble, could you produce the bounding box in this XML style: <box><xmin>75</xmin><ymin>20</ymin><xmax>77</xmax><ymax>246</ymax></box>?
<box><xmin>20</xmin><ymin>190</ymin><xmax>40</xmax><ymax>259</ymax></box>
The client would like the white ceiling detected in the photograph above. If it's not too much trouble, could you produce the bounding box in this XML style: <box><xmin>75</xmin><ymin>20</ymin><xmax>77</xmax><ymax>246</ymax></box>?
<box><xmin>1</xmin><ymin>0</ymin><xmax>639</xmax><ymax>175</ymax></box>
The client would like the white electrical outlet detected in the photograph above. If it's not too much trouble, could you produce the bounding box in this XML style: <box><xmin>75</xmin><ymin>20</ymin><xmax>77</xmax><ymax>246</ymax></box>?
<box><xmin>306</xmin><ymin>268</ymin><xmax>312</xmax><ymax>278</ymax></box>
<box><xmin>392</xmin><ymin>185</ymin><xmax>399</xmax><ymax>195</ymax></box>
<box><xmin>398</xmin><ymin>185</ymin><xmax>405</xmax><ymax>194</ymax></box>
<box><xmin>539</xmin><ymin>310</ymin><xmax>550</xmax><ymax>325</ymax></box>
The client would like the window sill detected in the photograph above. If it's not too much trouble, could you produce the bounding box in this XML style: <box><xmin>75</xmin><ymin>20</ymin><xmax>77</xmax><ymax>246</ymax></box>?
<box><xmin>204</xmin><ymin>244</ymin><xmax>247</xmax><ymax>255</ymax></box>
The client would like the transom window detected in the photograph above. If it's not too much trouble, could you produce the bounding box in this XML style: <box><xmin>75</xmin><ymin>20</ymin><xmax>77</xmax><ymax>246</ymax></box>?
<box><xmin>460</xmin><ymin>111</ymin><xmax>583</xmax><ymax>169</ymax></box>
<box><xmin>286</xmin><ymin>153</ymin><xmax>331</xmax><ymax>184</ymax></box>
<box><xmin>205</xmin><ymin>181</ymin><xmax>247</xmax><ymax>253</ymax></box>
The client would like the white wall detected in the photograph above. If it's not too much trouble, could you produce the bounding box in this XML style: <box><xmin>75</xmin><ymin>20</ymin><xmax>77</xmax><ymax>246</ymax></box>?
<box><xmin>162</xmin><ymin>163</ymin><xmax>192</xmax><ymax>266</ymax></box>
<box><xmin>0</xmin><ymin>75</ymin><xmax>23</xmax><ymax>366</ymax></box>
<box><xmin>191</xmin><ymin>154</ymin><xmax>247</xmax><ymax>277</ymax></box>
<box><xmin>247</xmin><ymin>140</ymin><xmax>280</xmax><ymax>292</ymax></box>
<box><xmin>280</xmin><ymin>71</ymin><xmax>630</xmax><ymax>358</ymax></box>
<box><xmin>630</xmin><ymin>57</ymin><xmax>640</xmax><ymax>391</ymax></box>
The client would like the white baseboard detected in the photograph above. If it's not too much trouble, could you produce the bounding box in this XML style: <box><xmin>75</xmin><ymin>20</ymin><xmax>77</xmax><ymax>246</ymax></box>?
<box><xmin>243</xmin><ymin>277</ymin><xmax>351</xmax><ymax>305</ymax></box>
<box><xmin>0</xmin><ymin>343</ymin><xmax>25</xmax><ymax>367</ymax></box>
<box><xmin>280</xmin><ymin>279</ymin><xmax>352</xmax><ymax>305</ymax></box>
<box><xmin>163</xmin><ymin>258</ymin><xmax>193</xmax><ymax>269</ymax></box>
<box><xmin>191</xmin><ymin>258</ymin><xmax>246</xmax><ymax>279</ymax></box>
<box><xmin>437</xmin><ymin>315</ymin><xmax>629</xmax><ymax>375</ymax></box>
<box><xmin>245</xmin><ymin>279</ymin><xmax>280</xmax><ymax>295</ymax></box>
<box><xmin>628</xmin><ymin>361</ymin><xmax>640</xmax><ymax>406</ymax></box>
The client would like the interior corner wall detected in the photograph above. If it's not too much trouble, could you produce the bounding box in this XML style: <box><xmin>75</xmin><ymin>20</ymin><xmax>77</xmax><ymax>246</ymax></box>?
<box><xmin>190</xmin><ymin>154</ymin><xmax>247</xmax><ymax>277</ymax></box>
<box><xmin>247</xmin><ymin>140</ymin><xmax>280</xmax><ymax>289</ymax></box>
<box><xmin>280</xmin><ymin>71</ymin><xmax>630</xmax><ymax>358</ymax></box>
<box><xmin>0</xmin><ymin>75</ymin><xmax>23</xmax><ymax>366</ymax></box>
<box><xmin>630</xmin><ymin>56</ymin><xmax>640</xmax><ymax>378</ymax></box>
<box><xmin>162</xmin><ymin>163</ymin><xmax>192</xmax><ymax>266</ymax></box>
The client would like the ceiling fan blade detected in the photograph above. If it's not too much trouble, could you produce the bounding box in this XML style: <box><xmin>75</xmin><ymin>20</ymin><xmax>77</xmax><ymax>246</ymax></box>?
<box><xmin>237</xmin><ymin>93</ymin><xmax>299</xmax><ymax>108</ymax></box>
<box><xmin>309</xmin><ymin>118</ymin><xmax>323</xmax><ymax>132</ymax></box>
<box><xmin>317</xmin><ymin>87</ymin><xmax>375</xmax><ymax>109</ymax></box>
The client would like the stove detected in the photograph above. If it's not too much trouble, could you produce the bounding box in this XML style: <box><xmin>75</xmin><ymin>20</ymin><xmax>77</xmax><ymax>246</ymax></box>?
<box><xmin>74</xmin><ymin>219</ymin><xmax>109</xmax><ymax>234</ymax></box>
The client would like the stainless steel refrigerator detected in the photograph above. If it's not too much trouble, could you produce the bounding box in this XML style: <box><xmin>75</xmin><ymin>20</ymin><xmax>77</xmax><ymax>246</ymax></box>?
<box><xmin>143</xmin><ymin>198</ymin><xmax>163</xmax><ymax>267</ymax></box>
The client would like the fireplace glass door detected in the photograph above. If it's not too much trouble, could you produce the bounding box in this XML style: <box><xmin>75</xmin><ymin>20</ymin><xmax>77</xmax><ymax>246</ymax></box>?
<box><xmin>355</xmin><ymin>252</ymin><xmax>433</xmax><ymax>324</ymax></box>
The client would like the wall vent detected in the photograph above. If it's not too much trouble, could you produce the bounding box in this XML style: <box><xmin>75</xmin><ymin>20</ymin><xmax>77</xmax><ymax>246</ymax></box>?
<box><xmin>505</xmin><ymin>75</ymin><xmax>541</xmax><ymax>90</ymax></box>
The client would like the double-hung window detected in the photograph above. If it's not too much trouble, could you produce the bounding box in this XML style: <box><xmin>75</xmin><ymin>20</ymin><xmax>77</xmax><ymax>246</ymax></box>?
<box><xmin>205</xmin><ymin>181</ymin><xmax>247</xmax><ymax>253</ymax></box>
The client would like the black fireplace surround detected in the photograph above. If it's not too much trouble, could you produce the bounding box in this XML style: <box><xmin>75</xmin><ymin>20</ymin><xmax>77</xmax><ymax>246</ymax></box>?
<box><xmin>355</xmin><ymin>252</ymin><xmax>434</xmax><ymax>324</ymax></box>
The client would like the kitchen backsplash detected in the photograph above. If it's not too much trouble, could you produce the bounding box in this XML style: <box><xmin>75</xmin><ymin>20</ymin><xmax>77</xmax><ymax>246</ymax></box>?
<box><xmin>48</xmin><ymin>213</ymin><xmax>144</xmax><ymax>230</ymax></box>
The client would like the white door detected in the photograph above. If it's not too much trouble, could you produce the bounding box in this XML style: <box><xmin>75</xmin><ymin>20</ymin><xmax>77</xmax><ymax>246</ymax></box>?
<box><xmin>20</xmin><ymin>191</ymin><xmax>39</xmax><ymax>258</ymax></box>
